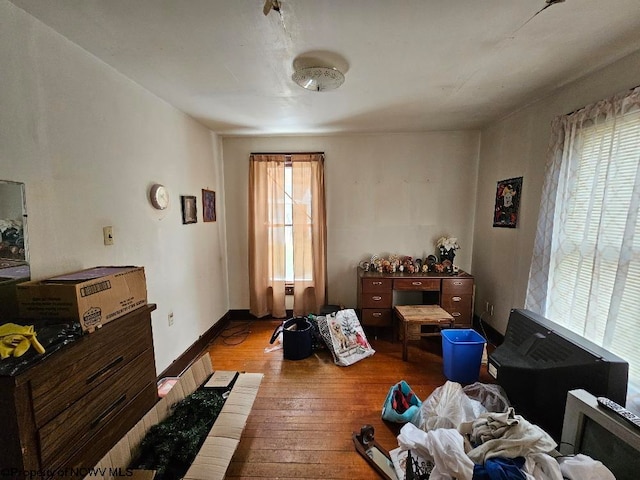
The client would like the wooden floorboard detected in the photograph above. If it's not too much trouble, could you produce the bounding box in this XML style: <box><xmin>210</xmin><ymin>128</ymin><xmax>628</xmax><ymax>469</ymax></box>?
<box><xmin>206</xmin><ymin>320</ymin><xmax>493</xmax><ymax>479</ymax></box>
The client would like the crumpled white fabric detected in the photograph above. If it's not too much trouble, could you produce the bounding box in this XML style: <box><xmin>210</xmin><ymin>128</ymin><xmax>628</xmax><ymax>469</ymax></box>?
<box><xmin>397</xmin><ymin>422</ymin><xmax>473</xmax><ymax>480</ymax></box>
<box><xmin>462</xmin><ymin>407</ymin><xmax>557</xmax><ymax>463</ymax></box>
<box><xmin>411</xmin><ymin>380</ymin><xmax>487</xmax><ymax>431</ymax></box>
<box><xmin>557</xmin><ymin>454</ymin><xmax>615</xmax><ymax>480</ymax></box>
<box><xmin>522</xmin><ymin>453</ymin><xmax>563</xmax><ymax>480</ymax></box>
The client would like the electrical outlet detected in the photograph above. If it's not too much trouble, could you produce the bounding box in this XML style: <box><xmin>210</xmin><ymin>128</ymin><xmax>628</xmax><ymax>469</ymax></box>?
<box><xmin>168</xmin><ymin>311</ymin><xmax>174</xmax><ymax>326</ymax></box>
<box><xmin>485</xmin><ymin>301</ymin><xmax>494</xmax><ymax>316</ymax></box>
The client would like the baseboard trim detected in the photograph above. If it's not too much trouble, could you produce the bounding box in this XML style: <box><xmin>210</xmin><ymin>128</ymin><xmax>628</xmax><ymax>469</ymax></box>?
<box><xmin>157</xmin><ymin>312</ymin><xmax>231</xmax><ymax>379</ymax></box>
<box><xmin>228</xmin><ymin>309</ymin><xmax>293</xmax><ymax>320</ymax></box>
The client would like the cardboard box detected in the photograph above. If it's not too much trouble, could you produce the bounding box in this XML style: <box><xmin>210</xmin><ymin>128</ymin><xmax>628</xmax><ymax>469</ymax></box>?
<box><xmin>16</xmin><ymin>266</ymin><xmax>147</xmax><ymax>332</ymax></box>
<box><xmin>90</xmin><ymin>355</ymin><xmax>263</xmax><ymax>480</ymax></box>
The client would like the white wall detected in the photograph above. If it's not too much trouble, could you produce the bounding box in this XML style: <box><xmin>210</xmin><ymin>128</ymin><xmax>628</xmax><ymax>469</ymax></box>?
<box><xmin>473</xmin><ymin>49</ymin><xmax>640</xmax><ymax>334</ymax></box>
<box><xmin>223</xmin><ymin>132</ymin><xmax>480</xmax><ymax>310</ymax></box>
<box><xmin>0</xmin><ymin>0</ymin><xmax>229</xmax><ymax>374</ymax></box>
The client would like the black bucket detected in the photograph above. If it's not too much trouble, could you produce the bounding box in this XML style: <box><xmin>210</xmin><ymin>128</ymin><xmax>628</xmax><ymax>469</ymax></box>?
<box><xmin>270</xmin><ymin>317</ymin><xmax>313</xmax><ymax>361</ymax></box>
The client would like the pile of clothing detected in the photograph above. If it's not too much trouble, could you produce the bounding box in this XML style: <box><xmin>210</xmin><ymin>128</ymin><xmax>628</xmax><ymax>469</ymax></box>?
<box><xmin>389</xmin><ymin>381</ymin><xmax>615</xmax><ymax>480</ymax></box>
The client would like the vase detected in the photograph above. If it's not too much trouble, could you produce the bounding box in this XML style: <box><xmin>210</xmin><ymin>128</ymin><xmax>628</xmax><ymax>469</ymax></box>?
<box><xmin>439</xmin><ymin>247</ymin><xmax>456</xmax><ymax>265</ymax></box>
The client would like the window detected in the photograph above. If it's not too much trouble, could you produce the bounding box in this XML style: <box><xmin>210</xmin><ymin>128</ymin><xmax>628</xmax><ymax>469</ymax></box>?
<box><xmin>248</xmin><ymin>153</ymin><xmax>327</xmax><ymax>318</ymax></box>
<box><xmin>527</xmin><ymin>87</ymin><xmax>640</xmax><ymax>394</ymax></box>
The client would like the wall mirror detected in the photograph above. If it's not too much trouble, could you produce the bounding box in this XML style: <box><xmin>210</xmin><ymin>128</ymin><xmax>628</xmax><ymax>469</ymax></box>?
<box><xmin>0</xmin><ymin>180</ymin><xmax>30</xmax><ymax>319</ymax></box>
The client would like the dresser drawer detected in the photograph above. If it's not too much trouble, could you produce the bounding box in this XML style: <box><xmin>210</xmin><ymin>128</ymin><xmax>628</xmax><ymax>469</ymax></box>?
<box><xmin>38</xmin><ymin>348</ymin><xmax>156</xmax><ymax>466</ymax></box>
<box><xmin>394</xmin><ymin>278</ymin><xmax>440</xmax><ymax>291</ymax></box>
<box><xmin>361</xmin><ymin>278</ymin><xmax>392</xmax><ymax>293</ymax></box>
<box><xmin>361</xmin><ymin>292</ymin><xmax>392</xmax><ymax>308</ymax></box>
<box><xmin>55</xmin><ymin>382</ymin><xmax>157</xmax><ymax>473</ymax></box>
<box><xmin>360</xmin><ymin>308</ymin><xmax>393</xmax><ymax>327</ymax></box>
<box><xmin>441</xmin><ymin>278</ymin><xmax>473</xmax><ymax>295</ymax></box>
<box><xmin>30</xmin><ymin>313</ymin><xmax>153</xmax><ymax>428</ymax></box>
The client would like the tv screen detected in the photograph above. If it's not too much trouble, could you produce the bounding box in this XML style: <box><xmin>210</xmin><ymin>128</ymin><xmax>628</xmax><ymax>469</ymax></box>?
<box><xmin>488</xmin><ymin>309</ymin><xmax>629</xmax><ymax>441</ymax></box>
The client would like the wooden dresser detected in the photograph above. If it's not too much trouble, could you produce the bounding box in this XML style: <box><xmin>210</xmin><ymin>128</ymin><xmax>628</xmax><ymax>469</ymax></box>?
<box><xmin>357</xmin><ymin>269</ymin><xmax>474</xmax><ymax>328</ymax></box>
<box><xmin>0</xmin><ymin>304</ymin><xmax>158</xmax><ymax>477</ymax></box>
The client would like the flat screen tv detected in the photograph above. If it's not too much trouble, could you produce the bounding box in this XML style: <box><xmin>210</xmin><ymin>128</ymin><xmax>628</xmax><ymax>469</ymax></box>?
<box><xmin>561</xmin><ymin>389</ymin><xmax>640</xmax><ymax>480</ymax></box>
<box><xmin>488</xmin><ymin>308</ymin><xmax>629</xmax><ymax>441</ymax></box>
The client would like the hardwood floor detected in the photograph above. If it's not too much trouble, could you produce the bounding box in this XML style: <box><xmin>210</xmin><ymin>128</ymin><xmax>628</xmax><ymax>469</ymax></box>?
<box><xmin>206</xmin><ymin>320</ymin><xmax>492</xmax><ymax>479</ymax></box>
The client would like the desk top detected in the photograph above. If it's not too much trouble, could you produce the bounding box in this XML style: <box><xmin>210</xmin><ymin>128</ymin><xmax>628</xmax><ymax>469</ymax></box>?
<box><xmin>358</xmin><ymin>269</ymin><xmax>472</xmax><ymax>279</ymax></box>
<box><xmin>394</xmin><ymin>305</ymin><xmax>454</xmax><ymax>324</ymax></box>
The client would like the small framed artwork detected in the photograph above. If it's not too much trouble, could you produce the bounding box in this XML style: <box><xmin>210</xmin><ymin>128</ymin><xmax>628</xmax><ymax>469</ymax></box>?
<box><xmin>493</xmin><ymin>177</ymin><xmax>523</xmax><ymax>228</ymax></box>
<box><xmin>181</xmin><ymin>195</ymin><xmax>197</xmax><ymax>224</ymax></box>
<box><xmin>202</xmin><ymin>189</ymin><xmax>216</xmax><ymax>222</ymax></box>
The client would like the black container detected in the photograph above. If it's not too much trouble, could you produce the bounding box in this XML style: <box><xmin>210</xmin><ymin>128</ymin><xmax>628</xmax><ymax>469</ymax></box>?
<box><xmin>270</xmin><ymin>317</ymin><xmax>313</xmax><ymax>361</ymax></box>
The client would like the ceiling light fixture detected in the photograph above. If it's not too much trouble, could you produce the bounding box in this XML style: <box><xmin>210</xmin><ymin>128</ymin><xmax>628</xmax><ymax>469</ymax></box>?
<box><xmin>292</xmin><ymin>67</ymin><xmax>345</xmax><ymax>92</ymax></box>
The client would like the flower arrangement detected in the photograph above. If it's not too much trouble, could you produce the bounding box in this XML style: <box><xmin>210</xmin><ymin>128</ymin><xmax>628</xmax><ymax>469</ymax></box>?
<box><xmin>436</xmin><ymin>236</ymin><xmax>460</xmax><ymax>252</ymax></box>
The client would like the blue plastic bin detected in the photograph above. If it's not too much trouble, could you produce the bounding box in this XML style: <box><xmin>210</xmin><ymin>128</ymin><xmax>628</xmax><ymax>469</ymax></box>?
<box><xmin>441</xmin><ymin>329</ymin><xmax>486</xmax><ymax>384</ymax></box>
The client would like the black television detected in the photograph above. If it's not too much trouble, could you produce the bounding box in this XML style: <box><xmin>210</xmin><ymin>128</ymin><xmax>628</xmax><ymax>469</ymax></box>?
<box><xmin>488</xmin><ymin>308</ymin><xmax>629</xmax><ymax>442</ymax></box>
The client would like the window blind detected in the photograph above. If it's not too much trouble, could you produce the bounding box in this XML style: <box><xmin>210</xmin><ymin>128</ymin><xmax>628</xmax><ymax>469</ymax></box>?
<box><xmin>547</xmin><ymin>108</ymin><xmax>640</xmax><ymax>388</ymax></box>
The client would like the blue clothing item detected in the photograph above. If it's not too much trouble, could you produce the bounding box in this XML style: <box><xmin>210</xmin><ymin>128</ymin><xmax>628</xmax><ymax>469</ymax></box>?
<box><xmin>473</xmin><ymin>457</ymin><xmax>526</xmax><ymax>480</ymax></box>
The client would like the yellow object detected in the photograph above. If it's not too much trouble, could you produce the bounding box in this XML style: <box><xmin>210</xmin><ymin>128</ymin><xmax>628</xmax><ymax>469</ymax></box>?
<box><xmin>0</xmin><ymin>323</ymin><xmax>46</xmax><ymax>359</ymax></box>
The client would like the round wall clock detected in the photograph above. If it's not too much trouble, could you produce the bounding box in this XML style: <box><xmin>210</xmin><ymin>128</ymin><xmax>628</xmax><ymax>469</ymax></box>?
<box><xmin>149</xmin><ymin>183</ymin><xmax>169</xmax><ymax>210</ymax></box>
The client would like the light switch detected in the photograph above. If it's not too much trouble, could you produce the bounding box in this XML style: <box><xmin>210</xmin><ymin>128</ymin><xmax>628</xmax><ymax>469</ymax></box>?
<box><xmin>103</xmin><ymin>226</ymin><xmax>114</xmax><ymax>245</ymax></box>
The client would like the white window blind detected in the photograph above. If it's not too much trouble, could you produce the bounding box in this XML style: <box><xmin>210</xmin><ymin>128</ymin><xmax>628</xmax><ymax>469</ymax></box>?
<box><xmin>546</xmin><ymin>107</ymin><xmax>640</xmax><ymax>389</ymax></box>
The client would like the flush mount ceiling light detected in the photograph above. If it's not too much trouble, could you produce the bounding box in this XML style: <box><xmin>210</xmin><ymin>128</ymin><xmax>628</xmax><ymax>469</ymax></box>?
<box><xmin>292</xmin><ymin>66</ymin><xmax>345</xmax><ymax>92</ymax></box>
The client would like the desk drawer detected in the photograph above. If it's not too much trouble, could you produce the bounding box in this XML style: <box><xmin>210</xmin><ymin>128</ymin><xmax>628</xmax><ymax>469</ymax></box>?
<box><xmin>361</xmin><ymin>292</ymin><xmax>392</xmax><ymax>308</ymax></box>
<box><xmin>361</xmin><ymin>278</ymin><xmax>392</xmax><ymax>293</ymax></box>
<box><xmin>394</xmin><ymin>278</ymin><xmax>440</xmax><ymax>291</ymax></box>
<box><xmin>442</xmin><ymin>278</ymin><xmax>473</xmax><ymax>295</ymax></box>
<box><xmin>441</xmin><ymin>294</ymin><xmax>473</xmax><ymax>328</ymax></box>
<box><xmin>361</xmin><ymin>309</ymin><xmax>392</xmax><ymax>327</ymax></box>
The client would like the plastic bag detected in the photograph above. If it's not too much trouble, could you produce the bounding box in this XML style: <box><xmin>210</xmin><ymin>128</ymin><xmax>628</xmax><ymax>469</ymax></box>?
<box><xmin>382</xmin><ymin>380</ymin><xmax>422</xmax><ymax>423</ymax></box>
<box><xmin>316</xmin><ymin>309</ymin><xmax>375</xmax><ymax>366</ymax></box>
<box><xmin>462</xmin><ymin>382</ymin><xmax>510</xmax><ymax>413</ymax></box>
<box><xmin>411</xmin><ymin>381</ymin><xmax>487</xmax><ymax>431</ymax></box>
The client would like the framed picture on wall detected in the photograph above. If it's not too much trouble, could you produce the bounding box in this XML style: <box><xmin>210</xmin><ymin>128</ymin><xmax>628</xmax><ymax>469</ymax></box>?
<box><xmin>493</xmin><ymin>177</ymin><xmax>523</xmax><ymax>228</ymax></box>
<box><xmin>202</xmin><ymin>189</ymin><xmax>216</xmax><ymax>222</ymax></box>
<box><xmin>181</xmin><ymin>195</ymin><xmax>197</xmax><ymax>224</ymax></box>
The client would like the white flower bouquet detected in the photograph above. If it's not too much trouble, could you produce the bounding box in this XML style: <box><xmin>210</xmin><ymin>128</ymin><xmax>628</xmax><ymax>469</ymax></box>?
<box><xmin>436</xmin><ymin>236</ymin><xmax>460</xmax><ymax>251</ymax></box>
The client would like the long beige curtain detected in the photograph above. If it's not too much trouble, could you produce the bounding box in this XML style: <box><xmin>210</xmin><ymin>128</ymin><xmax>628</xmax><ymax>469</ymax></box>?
<box><xmin>249</xmin><ymin>153</ymin><xmax>326</xmax><ymax>318</ymax></box>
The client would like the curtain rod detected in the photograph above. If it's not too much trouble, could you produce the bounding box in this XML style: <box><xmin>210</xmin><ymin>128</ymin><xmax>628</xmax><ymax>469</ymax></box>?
<box><xmin>564</xmin><ymin>83</ymin><xmax>640</xmax><ymax>117</ymax></box>
<box><xmin>250</xmin><ymin>152</ymin><xmax>324</xmax><ymax>156</ymax></box>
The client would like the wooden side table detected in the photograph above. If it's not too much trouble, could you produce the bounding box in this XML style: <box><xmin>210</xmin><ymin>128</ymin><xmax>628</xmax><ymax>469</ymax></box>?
<box><xmin>394</xmin><ymin>305</ymin><xmax>454</xmax><ymax>361</ymax></box>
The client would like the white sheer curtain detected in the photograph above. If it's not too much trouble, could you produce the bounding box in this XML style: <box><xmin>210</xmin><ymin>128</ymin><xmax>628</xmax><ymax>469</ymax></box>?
<box><xmin>526</xmin><ymin>87</ymin><xmax>640</xmax><ymax>389</ymax></box>
<box><xmin>248</xmin><ymin>154</ymin><xmax>327</xmax><ymax>318</ymax></box>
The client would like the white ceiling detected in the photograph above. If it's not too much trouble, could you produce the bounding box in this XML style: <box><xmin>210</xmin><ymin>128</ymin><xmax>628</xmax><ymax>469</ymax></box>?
<box><xmin>10</xmin><ymin>0</ymin><xmax>640</xmax><ymax>136</ymax></box>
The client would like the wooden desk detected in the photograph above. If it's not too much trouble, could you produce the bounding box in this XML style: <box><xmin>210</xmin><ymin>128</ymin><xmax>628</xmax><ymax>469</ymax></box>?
<box><xmin>395</xmin><ymin>305</ymin><xmax>454</xmax><ymax>361</ymax></box>
<box><xmin>356</xmin><ymin>269</ymin><xmax>474</xmax><ymax>329</ymax></box>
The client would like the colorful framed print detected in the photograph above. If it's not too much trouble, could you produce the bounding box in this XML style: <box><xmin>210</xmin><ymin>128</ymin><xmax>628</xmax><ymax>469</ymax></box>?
<box><xmin>493</xmin><ymin>177</ymin><xmax>523</xmax><ymax>228</ymax></box>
